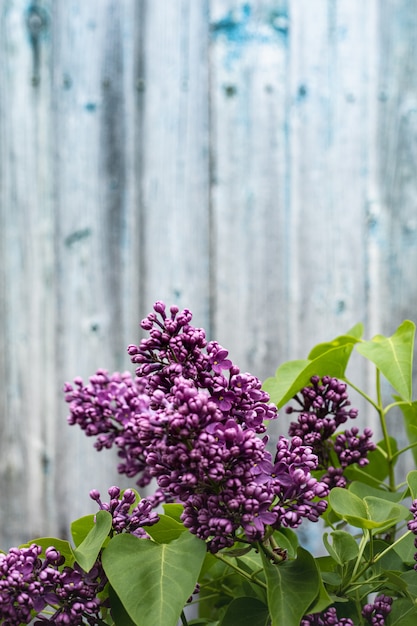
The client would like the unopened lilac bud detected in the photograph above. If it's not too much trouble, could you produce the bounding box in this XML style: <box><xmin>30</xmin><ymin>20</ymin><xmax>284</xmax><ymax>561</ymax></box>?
<box><xmin>108</xmin><ymin>486</ymin><xmax>121</xmax><ymax>499</ymax></box>
<box><xmin>89</xmin><ymin>489</ymin><xmax>101</xmax><ymax>502</ymax></box>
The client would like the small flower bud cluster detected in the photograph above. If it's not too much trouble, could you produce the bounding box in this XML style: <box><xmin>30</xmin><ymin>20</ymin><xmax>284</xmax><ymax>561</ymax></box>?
<box><xmin>287</xmin><ymin>376</ymin><xmax>375</xmax><ymax>487</ymax></box>
<box><xmin>407</xmin><ymin>499</ymin><xmax>417</xmax><ymax>569</ymax></box>
<box><xmin>301</xmin><ymin>606</ymin><xmax>354</xmax><ymax>625</ymax></box>
<box><xmin>362</xmin><ymin>594</ymin><xmax>393</xmax><ymax>625</ymax></box>
<box><xmin>0</xmin><ymin>544</ymin><xmax>106</xmax><ymax>625</ymax></box>
<box><xmin>89</xmin><ymin>486</ymin><xmax>159</xmax><ymax>536</ymax></box>
<box><xmin>66</xmin><ymin>302</ymin><xmax>329</xmax><ymax>552</ymax></box>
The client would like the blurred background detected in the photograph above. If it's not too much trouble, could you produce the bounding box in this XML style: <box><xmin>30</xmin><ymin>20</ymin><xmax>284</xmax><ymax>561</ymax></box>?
<box><xmin>1</xmin><ymin>0</ymin><xmax>417</xmax><ymax>548</ymax></box>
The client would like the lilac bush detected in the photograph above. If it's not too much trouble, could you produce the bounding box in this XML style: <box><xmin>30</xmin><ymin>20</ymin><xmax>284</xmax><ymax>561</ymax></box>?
<box><xmin>2</xmin><ymin>304</ymin><xmax>417</xmax><ymax>625</ymax></box>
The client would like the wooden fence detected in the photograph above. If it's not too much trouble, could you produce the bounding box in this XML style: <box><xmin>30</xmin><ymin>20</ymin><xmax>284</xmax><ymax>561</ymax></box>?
<box><xmin>1</xmin><ymin>0</ymin><xmax>417</xmax><ymax>549</ymax></box>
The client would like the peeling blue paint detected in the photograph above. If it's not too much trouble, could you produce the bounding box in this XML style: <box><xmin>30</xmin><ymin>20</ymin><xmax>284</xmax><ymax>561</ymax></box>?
<box><xmin>210</xmin><ymin>3</ymin><xmax>287</xmax><ymax>69</ymax></box>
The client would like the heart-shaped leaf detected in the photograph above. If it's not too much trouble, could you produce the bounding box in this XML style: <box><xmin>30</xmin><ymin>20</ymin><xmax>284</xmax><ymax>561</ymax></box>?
<box><xmin>260</xmin><ymin>547</ymin><xmax>320</xmax><ymax>626</ymax></box>
<box><xmin>145</xmin><ymin>514</ymin><xmax>186</xmax><ymax>543</ymax></box>
<box><xmin>102</xmin><ymin>531</ymin><xmax>207</xmax><ymax>626</ymax></box>
<box><xmin>308</xmin><ymin>328</ymin><xmax>363</xmax><ymax>360</ymax></box>
<box><xmin>263</xmin><ymin>360</ymin><xmax>309</xmax><ymax>406</ymax></box>
<box><xmin>355</xmin><ymin>320</ymin><xmax>415</xmax><ymax>401</ymax></box>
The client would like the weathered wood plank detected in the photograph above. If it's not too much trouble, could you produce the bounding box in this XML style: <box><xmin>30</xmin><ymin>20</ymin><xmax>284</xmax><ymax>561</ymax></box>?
<box><xmin>209</xmin><ymin>0</ymin><xmax>290</xmax><ymax>382</ymax></box>
<box><xmin>285</xmin><ymin>0</ymin><xmax>381</xmax><ymax>432</ymax></box>
<box><xmin>369</xmin><ymin>0</ymin><xmax>417</xmax><ymax>467</ymax></box>
<box><xmin>51</xmin><ymin>0</ymin><xmax>144</xmax><ymax>536</ymax></box>
<box><xmin>0</xmin><ymin>0</ymin><xmax>57</xmax><ymax>548</ymax></box>
<box><xmin>140</xmin><ymin>1</ymin><xmax>212</xmax><ymax>330</ymax></box>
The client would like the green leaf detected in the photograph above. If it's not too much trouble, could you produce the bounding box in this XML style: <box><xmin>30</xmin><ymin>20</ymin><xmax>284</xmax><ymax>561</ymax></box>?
<box><xmin>329</xmin><ymin>488</ymin><xmax>408</xmax><ymax>531</ymax></box>
<box><xmin>303</xmin><ymin>574</ymin><xmax>333</xmax><ymax>615</ymax></box>
<box><xmin>385</xmin><ymin>597</ymin><xmax>417</xmax><ymax>625</ymax></box>
<box><xmin>401</xmin><ymin>569</ymin><xmax>417</xmax><ymax>599</ymax></box>
<box><xmin>108</xmin><ymin>585</ymin><xmax>137</xmax><ymax>626</ymax></box>
<box><xmin>393</xmin><ymin>531</ymin><xmax>416</xmax><ymax>565</ymax></box>
<box><xmin>19</xmin><ymin>537</ymin><xmax>75</xmax><ymax>567</ymax></box>
<box><xmin>349</xmin><ymin>481</ymin><xmax>406</xmax><ymax>503</ymax></box>
<box><xmin>322</xmin><ymin>531</ymin><xmax>359</xmax><ymax>565</ymax></box>
<box><xmin>407</xmin><ymin>470</ymin><xmax>417</xmax><ymax>500</ymax></box>
<box><xmin>217</xmin><ymin>597</ymin><xmax>270</xmax><ymax>626</ymax></box>
<box><xmin>145</xmin><ymin>514</ymin><xmax>186</xmax><ymax>543</ymax></box>
<box><xmin>396</xmin><ymin>399</ymin><xmax>417</xmax><ymax>465</ymax></box>
<box><xmin>162</xmin><ymin>503</ymin><xmax>184</xmax><ymax>522</ymax></box>
<box><xmin>263</xmin><ymin>345</ymin><xmax>354</xmax><ymax>408</ymax></box>
<box><xmin>260</xmin><ymin>547</ymin><xmax>320</xmax><ymax>626</ymax></box>
<box><xmin>262</xmin><ymin>360</ymin><xmax>309</xmax><ymax>406</ymax></box>
<box><xmin>71</xmin><ymin>514</ymin><xmax>96</xmax><ymax>547</ymax></box>
<box><xmin>308</xmin><ymin>332</ymin><xmax>362</xmax><ymax>360</ymax></box>
<box><xmin>102</xmin><ymin>531</ymin><xmax>207</xmax><ymax>626</ymax></box>
<box><xmin>355</xmin><ymin>320</ymin><xmax>415</xmax><ymax>401</ymax></box>
<box><xmin>329</xmin><ymin>488</ymin><xmax>368</xmax><ymax>526</ymax></box>
<box><xmin>272</xmin><ymin>527</ymin><xmax>299</xmax><ymax>559</ymax></box>
<box><xmin>73</xmin><ymin>510</ymin><xmax>112</xmax><ymax>572</ymax></box>
<box><xmin>345</xmin><ymin>322</ymin><xmax>365</xmax><ymax>339</ymax></box>
<box><xmin>364</xmin><ymin>496</ymin><xmax>410</xmax><ymax>531</ymax></box>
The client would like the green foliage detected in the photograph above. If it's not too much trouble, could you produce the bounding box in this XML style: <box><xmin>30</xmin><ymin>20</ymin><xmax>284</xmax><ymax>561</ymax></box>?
<box><xmin>261</xmin><ymin>547</ymin><xmax>322</xmax><ymax>626</ymax></box>
<box><xmin>217</xmin><ymin>597</ymin><xmax>270</xmax><ymax>626</ymax></box>
<box><xmin>355</xmin><ymin>320</ymin><xmax>415</xmax><ymax>401</ymax></box>
<box><xmin>329</xmin><ymin>488</ymin><xmax>410</xmax><ymax>532</ymax></box>
<box><xmin>102</xmin><ymin>530</ymin><xmax>207</xmax><ymax>626</ymax></box>
<box><xmin>263</xmin><ymin>344</ymin><xmax>354</xmax><ymax>408</ymax></box>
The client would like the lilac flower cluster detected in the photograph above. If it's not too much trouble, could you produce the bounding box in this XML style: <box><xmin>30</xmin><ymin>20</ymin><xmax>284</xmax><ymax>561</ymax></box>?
<box><xmin>407</xmin><ymin>499</ymin><xmax>417</xmax><ymax>569</ymax></box>
<box><xmin>301</xmin><ymin>606</ymin><xmax>354</xmax><ymax>625</ymax></box>
<box><xmin>64</xmin><ymin>371</ymin><xmax>154</xmax><ymax>490</ymax></box>
<box><xmin>287</xmin><ymin>376</ymin><xmax>375</xmax><ymax>487</ymax></box>
<box><xmin>89</xmin><ymin>486</ymin><xmax>159</xmax><ymax>537</ymax></box>
<box><xmin>65</xmin><ymin>302</ymin><xmax>329</xmax><ymax>552</ymax></box>
<box><xmin>0</xmin><ymin>544</ymin><xmax>105</xmax><ymax>625</ymax></box>
<box><xmin>362</xmin><ymin>594</ymin><xmax>393</xmax><ymax>625</ymax></box>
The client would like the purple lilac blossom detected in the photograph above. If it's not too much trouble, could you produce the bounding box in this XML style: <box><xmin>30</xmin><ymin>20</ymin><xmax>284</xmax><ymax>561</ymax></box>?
<box><xmin>64</xmin><ymin>370</ymin><xmax>154</xmax><ymax>490</ymax></box>
<box><xmin>90</xmin><ymin>486</ymin><xmax>159</xmax><ymax>536</ymax></box>
<box><xmin>0</xmin><ymin>544</ymin><xmax>105</xmax><ymax>625</ymax></box>
<box><xmin>301</xmin><ymin>607</ymin><xmax>354</xmax><ymax>625</ymax></box>
<box><xmin>407</xmin><ymin>499</ymin><xmax>417</xmax><ymax>569</ymax></box>
<box><xmin>362</xmin><ymin>594</ymin><xmax>393</xmax><ymax>625</ymax></box>
<box><xmin>65</xmin><ymin>302</ymin><xmax>329</xmax><ymax>552</ymax></box>
<box><xmin>287</xmin><ymin>376</ymin><xmax>375</xmax><ymax>487</ymax></box>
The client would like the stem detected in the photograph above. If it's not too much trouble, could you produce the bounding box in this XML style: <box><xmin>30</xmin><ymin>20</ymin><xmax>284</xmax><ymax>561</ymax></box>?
<box><xmin>343</xmin><ymin>377</ymin><xmax>380</xmax><ymax>412</ymax></box>
<box><xmin>258</xmin><ymin>539</ymin><xmax>287</xmax><ymax>565</ymax></box>
<box><xmin>393</xmin><ymin>440</ymin><xmax>417</xmax><ymax>461</ymax></box>
<box><xmin>214</xmin><ymin>553</ymin><xmax>267</xmax><ymax>590</ymax></box>
<box><xmin>371</xmin><ymin>530</ymin><xmax>412</xmax><ymax>565</ymax></box>
<box><xmin>350</xmin><ymin>530</ymin><xmax>370</xmax><ymax>582</ymax></box>
<box><xmin>348</xmin><ymin>531</ymin><xmax>412</xmax><ymax>586</ymax></box>
<box><xmin>180</xmin><ymin>610</ymin><xmax>189</xmax><ymax>626</ymax></box>
<box><xmin>373</xmin><ymin>370</ymin><xmax>396</xmax><ymax>493</ymax></box>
